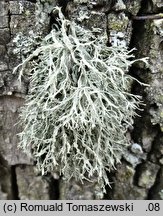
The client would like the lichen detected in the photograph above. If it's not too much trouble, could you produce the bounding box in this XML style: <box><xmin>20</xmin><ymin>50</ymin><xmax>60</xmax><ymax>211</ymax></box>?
<box><xmin>14</xmin><ymin>7</ymin><xmax>147</xmax><ymax>192</ymax></box>
<box><xmin>107</xmin><ymin>13</ymin><xmax>132</xmax><ymax>47</ymax></box>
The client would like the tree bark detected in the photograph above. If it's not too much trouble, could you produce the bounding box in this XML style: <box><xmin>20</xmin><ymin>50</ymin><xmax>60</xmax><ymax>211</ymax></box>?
<box><xmin>0</xmin><ymin>0</ymin><xmax>163</xmax><ymax>200</ymax></box>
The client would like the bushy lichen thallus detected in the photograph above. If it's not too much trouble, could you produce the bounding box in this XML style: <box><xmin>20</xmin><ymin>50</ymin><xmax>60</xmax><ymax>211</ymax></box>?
<box><xmin>13</xmin><ymin>7</ymin><xmax>148</xmax><ymax>192</ymax></box>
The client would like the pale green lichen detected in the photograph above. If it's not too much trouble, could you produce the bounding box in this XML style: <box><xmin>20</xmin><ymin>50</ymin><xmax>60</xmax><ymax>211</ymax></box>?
<box><xmin>13</xmin><ymin>31</ymin><xmax>42</xmax><ymax>58</ymax></box>
<box><xmin>14</xmin><ymin>7</ymin><xmax>147</xmax><ymax>192</ymax></box>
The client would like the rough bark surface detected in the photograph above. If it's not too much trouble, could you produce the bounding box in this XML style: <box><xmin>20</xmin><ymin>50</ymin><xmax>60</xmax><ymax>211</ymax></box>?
<box><xmin>0</xmin><ymin>0</ymin><xmax>163</xmax><ymax>200</ymax></box>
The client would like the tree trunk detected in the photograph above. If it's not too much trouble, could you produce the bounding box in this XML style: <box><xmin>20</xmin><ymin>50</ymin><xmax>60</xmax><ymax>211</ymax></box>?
<box><xmin>0</xmin><ymin>0</ymin><xmax>163</xmax><ymax>200</ymax></box>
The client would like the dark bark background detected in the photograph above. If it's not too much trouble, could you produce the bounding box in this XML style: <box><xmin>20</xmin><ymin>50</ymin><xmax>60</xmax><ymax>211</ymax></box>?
<box><xmin>0</xmin><ymin>0</ymin><xmax>163</xmax><ymax>200</ymax></box>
